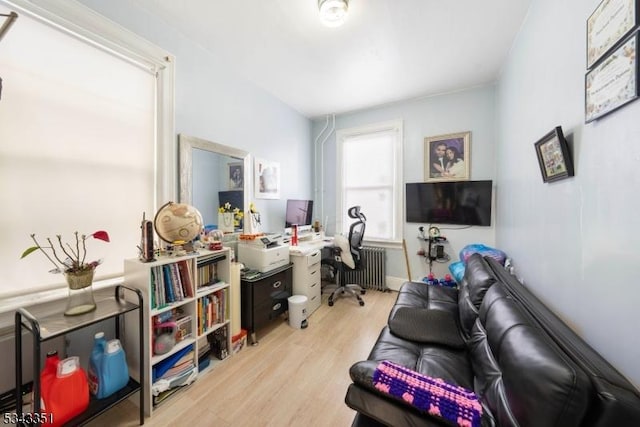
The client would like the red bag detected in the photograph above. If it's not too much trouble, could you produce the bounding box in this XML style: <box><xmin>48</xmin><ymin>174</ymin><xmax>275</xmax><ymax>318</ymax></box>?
<box><xmin>39</xmin><ymin>353</ymin><xmax>89</xmax><ymax>426</ymax></box>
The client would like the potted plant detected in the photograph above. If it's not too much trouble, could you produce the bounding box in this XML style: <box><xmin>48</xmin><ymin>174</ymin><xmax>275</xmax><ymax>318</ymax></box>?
<box><xmin>21</xmin><ymin>231</ymin><xmax>110</xmax><ymax>315</ymax></box>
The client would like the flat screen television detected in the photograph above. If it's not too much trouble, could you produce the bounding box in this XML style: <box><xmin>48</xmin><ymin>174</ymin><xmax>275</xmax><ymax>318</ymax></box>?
<box><xmin>285</xmin><ymin>199</ymin><xmax>314</xmax><ymax>230</ymax></box>
<box><xmin>406</xmin><ymin>180</ymin><xmax>492</xmax><ymax>226</ymax></box>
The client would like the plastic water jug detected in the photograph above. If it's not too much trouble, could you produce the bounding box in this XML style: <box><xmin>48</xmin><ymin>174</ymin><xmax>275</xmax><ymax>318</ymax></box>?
<box><xmin>39</xmin><ymin>352</ymin><xmax>89</xmax><ymax>426</ymax></box>
<box><xmin>88</xmin><ymin>332</ymin><xmax>129</xmax><ymax>399</ymax></box>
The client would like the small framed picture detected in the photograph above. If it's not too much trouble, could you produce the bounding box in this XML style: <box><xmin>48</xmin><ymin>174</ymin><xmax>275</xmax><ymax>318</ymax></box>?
<box><xmin>534</xmin><ymin>126</ymin><xmax>574</xmax><ymax>183</ymax></box>
<box><xmin>228</xmin><ymin>162</ymin><xmax>244</xmax><ymax>190</ymax></box>
<box><xmin>424</xmin><ymin>131</ymin><xmax>470</xmax><ymax>182</ymax></box>
<box><xmin>254</xmin><ymin>158</ymin><xmax>280</xmax><ymax>199</ymax></box>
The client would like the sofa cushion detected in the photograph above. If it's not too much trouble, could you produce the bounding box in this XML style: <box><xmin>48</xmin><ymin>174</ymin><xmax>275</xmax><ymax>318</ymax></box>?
<box><xmin>469</xmin><ymin>284</ymin><xmax>592</xmax><ymax>427</ymax></box>
<box><xmin>391</xmin><ymin>281</ymin><xmax>458</xmax><ymax>320</ymax></box>
<box><xmin>388</xmin><ymin>307</ymin><xmax>464</xmax><ymax>349</ymax></box>
<box><xmin>458</xmin><ymin>253</ymin><xmax>497</xmax><ymax>339</ymax></box>
<box><xmin>367</xmin><ymin>326</ymin><xmax>474</xmax><ymax>390</ymax></box>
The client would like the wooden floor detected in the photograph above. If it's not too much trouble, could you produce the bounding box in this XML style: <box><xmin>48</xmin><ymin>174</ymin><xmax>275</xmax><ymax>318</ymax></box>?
<box><xmin>87</xmin><ymin>289</ymin><xmax>397</xmax><ymax>427</ymax></box>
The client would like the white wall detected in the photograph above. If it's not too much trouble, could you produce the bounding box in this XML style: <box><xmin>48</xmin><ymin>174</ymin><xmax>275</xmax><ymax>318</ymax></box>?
<box><xmin>77</xmin><ymin>0</ymin><xmax>314</xmax><ymax>233</ymax></box>
<box><xmin>496</xmin><ymin>0</ymin><xmax>640</xmax><ymax>386</ymax></box>
<box><xmin>313</xmin><ymin>86</ymin><xmax>497</xmax><ymax>282</ymax></box>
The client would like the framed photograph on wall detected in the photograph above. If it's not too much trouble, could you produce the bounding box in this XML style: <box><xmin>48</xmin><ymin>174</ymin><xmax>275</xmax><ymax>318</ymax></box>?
<box><xmin>254</xmin><ymin>158</ymin><xmax>280</xmax><ymax>199</ymax></box>
<box><xmin>228</xmin><ymin>162</ymin><xmax>244</xmax><ymax>190</ymax></box>
<box><xmin>587</xmin><ymin>0</ymin><xmax>638</xmax><ymax>69</ymax></box>
<box><xmin>423</xmin><ymin>131</ymin><xmax>470</xmax><ymax>182</ymax></box>
<box><xmin>585</xmin><ymin>32</ymin><xmax>638</xmax><ymax>122</ymax></box>
<box><xmin>534</xmin><ymin>126</ymin><xmax>574</xmax><ymax>183</ymax></box>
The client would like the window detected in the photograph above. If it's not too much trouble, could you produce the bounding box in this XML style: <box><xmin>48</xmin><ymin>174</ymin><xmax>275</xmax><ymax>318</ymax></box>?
<box><xmin>336</xmin><ymin>120</ymin><xmax>403</xmax><ymax>245</ymax></box>
<box><xmin>0</xmin><ymin>0</ymin><xmax>174</xmax><ymax>303</ymax></box>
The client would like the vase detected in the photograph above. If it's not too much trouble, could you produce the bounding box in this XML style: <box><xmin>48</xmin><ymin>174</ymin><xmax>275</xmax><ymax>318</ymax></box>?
<box><xmin>64</xmin><ymin>269</ymin><xmax>97</xmax><ymax>316</ymax></box>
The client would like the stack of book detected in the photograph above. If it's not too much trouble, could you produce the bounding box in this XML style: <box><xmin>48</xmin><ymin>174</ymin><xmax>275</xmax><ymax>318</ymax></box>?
<box><xmin>197</xmin><ymin>289</ymin><xmax>227</xmax><ymax>335</ymax></box>
<box><xmin>151</xmin><ymin>344</ymin><xmax>198</xmax><ymax>406</ymax></box>
<box><xmin>150</xmin><ymin>260</ymin><xmax>194</xmax><ymax>309</ymax></box>
<box><xmin>152</xmin><ymin>345</ymin><xmax>195</xmax><ymax>384</ymax></box>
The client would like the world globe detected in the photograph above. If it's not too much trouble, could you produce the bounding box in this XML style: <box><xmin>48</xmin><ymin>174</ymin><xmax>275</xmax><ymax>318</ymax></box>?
<box><xmin>154</xmin><ymin>202</ymin><xmax>203</xmax><ymax>243</ymax></box>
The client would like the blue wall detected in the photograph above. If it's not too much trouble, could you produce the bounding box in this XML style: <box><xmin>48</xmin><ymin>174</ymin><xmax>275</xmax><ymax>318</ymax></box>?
<box><xmin>496</xmin><ymin>0</ymin><xmax>640</xmax><ymax>386</ymax></box>
<box><xmin>312</xmin><ymin>86</ymin><xmax>498</xmax><ymax>282</ymax></box>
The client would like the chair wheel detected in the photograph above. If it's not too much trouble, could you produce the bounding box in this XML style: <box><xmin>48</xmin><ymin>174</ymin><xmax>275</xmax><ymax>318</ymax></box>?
<box><xmin>360</xmin><ymin>290</ymin><xmax>366</xmax><ymax>295</ymax></box>
<box><xmin>328</xmin><ymin>300</ymin><xmax>334</xmax><ymax>307</ymax></box>
<box><xmin>359</xmin><ymin>301</ymin><xmax>365</xmax><ymax>306</ymax></box>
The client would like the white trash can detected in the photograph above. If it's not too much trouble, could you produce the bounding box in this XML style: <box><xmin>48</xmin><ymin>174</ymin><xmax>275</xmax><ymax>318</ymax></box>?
<box><xmin>288</xmin><ymin>295</ymin><xmax>308</xmax><ymax>329</ymax></box>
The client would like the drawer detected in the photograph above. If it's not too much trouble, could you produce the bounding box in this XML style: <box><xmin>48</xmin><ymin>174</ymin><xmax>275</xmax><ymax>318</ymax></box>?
<box><xmin>306</xmin><ymin>250</ymin><xmax>321</xmax><ymax>267</ymax></box>
<box><xmin>307</xmin><ymin>292</ymin><xmax>321</xmax><ymax>315</ymax></box>
<box><xmin>308</xmin><ymin>277</ymin><xmax>321</xmax><ymax>297</ymax></box>
<box><xmin>254</xmin><ymin>291</ymin><xmax>289</xmax><ymax>324</ymax></box>
<box><xmin>303</xmin><ymin>265</ymin><xmax>320</xmax><ymax>283</ymax></box>
<box><xmin>251</xmin><ymin>270</ymin><xmax>290</xmax><ymax>302</ymax></box>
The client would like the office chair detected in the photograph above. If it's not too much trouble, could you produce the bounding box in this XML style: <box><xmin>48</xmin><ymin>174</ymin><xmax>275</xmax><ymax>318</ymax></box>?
<box><xmin>322</xmin><ymin>206</ymin><xmax>366</xmax><ymax>307</ymax></box>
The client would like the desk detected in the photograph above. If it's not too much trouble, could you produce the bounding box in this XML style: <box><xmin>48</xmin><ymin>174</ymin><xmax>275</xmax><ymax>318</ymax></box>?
<box><xmin>288</xmin><ymin>237</ymin><xmax>334</xmax><ymax>255</ymax></box>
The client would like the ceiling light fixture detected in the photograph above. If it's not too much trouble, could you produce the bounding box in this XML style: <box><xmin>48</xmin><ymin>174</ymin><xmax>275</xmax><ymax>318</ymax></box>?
<box><xmin>318</xmin><ymin>0</ymin><xmax>349</xmax><ymax>28</ymax></box>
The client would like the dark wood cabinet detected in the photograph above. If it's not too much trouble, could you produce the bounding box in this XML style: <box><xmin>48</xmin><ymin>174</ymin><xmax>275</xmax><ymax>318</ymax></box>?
<box><xmin>241</xmin><ymin>264</ymin><xmax>292</xmax><ymax>344</ymax></box>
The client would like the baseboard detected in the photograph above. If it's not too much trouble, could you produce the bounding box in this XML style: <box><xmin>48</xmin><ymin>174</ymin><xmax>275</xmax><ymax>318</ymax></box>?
<box><xmin>385</xmin><ymin>276</ymin><xmax>408</xmax><ymax>291</ymax></box>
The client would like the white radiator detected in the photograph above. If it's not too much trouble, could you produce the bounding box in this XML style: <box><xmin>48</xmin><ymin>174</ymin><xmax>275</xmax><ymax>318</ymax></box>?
<box><xmin>344</xmin><ymin>246</ymin><xmax>387</xmax><ymax>291</ymax></box>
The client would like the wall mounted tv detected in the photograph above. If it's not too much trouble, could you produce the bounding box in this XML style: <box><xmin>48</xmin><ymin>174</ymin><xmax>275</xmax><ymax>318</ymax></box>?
<box><xmin>406</xmin><ymin>180</ymin><xmax>493</xmax><ymax>226</ymax></box>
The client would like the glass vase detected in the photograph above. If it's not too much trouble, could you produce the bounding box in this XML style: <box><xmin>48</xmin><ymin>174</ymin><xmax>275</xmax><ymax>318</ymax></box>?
<box><xmin>64</xmin><ymin>269</ymin><xmax>97</xmax><ymax>316</ymax></box>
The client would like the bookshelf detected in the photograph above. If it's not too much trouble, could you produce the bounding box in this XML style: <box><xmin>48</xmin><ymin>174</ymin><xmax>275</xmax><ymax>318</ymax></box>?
<box><xmin>123</xmin><ymin>248</ymin><xmax>232</xmax><ymax>417</ymax></box>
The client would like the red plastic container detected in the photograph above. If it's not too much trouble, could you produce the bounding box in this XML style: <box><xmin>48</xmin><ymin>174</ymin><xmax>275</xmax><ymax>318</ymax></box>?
<box><xmin>39</xmin><ymin>353</ymin><xmax>89</xmax><ymax>426</ymax></box>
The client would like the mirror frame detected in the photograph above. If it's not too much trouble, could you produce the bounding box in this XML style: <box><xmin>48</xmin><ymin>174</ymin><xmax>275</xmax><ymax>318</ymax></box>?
<box><xmin>178</xmin><ymin>134</ymin><xmax>251</xmax><ymax>226</ymax></box>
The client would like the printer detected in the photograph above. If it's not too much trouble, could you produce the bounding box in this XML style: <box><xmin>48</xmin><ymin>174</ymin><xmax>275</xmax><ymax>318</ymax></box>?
<box><xmin>237</xmin><ymin>234</ymin><xmax>290</xmax><ymax>273</ymax></box>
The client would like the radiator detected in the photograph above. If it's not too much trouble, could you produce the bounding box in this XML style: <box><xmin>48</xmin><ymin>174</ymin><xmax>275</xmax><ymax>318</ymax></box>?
<box><xmin>344</xmin><ymin>246</ymin><xmax>387</xmax><ymax>291</ymax></box>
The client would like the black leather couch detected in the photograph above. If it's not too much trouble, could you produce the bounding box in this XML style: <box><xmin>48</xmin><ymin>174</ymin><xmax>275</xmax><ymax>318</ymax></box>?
<box><xmin>346</xmin><ymin>254</ymin><xmax>640</xmax><ymax>426</ymax></box>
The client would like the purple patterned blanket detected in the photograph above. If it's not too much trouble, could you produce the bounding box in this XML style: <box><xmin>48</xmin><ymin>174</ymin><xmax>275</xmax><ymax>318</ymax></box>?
<box><xmin>372</xmin><ymin>360</ymin><xmax>483</xmax><ymax>427</ymax></box>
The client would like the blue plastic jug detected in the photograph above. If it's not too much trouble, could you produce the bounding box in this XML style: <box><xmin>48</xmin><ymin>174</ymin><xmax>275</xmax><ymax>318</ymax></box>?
<box><xmin>88</xmin><ymin>332</ymin><xmax>129</xmax><ymax>399</ymax></box>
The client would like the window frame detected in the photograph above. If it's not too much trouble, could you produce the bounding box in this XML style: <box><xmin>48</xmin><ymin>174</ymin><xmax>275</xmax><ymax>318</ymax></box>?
<box><xmin>335</xmin><ymin>119</ymin><xmax>403</xmax><ymax>248</ymax></box>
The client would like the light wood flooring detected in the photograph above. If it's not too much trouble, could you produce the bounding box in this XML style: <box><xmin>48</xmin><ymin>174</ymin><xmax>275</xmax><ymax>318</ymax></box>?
<box><xmin>87</xmin><ymin>289</ymin><xmax>397</xmax><ymax>427</ymax></box>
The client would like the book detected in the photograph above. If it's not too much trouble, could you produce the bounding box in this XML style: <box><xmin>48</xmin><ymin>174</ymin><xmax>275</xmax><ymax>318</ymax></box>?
<box><xmin>178</xmin><ymin>260</ymin><xmax>194</xmax><ymax>297</ymax></box>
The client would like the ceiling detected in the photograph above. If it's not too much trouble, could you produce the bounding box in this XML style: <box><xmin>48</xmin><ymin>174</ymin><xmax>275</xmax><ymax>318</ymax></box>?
<box><xmin>133</xmin><ymin>0</ymin><xmax>532</xmax><ymax>119</ymax></box>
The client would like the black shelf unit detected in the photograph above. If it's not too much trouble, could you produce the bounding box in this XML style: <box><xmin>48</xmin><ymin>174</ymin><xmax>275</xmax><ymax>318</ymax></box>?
<box><xmin>14</xmin><ymin>285</ymin><xmax>145</xmax><ymax>426</ymax></box>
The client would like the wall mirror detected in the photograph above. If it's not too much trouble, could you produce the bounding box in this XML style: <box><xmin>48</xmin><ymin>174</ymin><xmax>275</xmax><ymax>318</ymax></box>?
<box><xmin>178</xmin><ymin>134</ymin><xmax>250</xmax><ymax>232</ymax></box>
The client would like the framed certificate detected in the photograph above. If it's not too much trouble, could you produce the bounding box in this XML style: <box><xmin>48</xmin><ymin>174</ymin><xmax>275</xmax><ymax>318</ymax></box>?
<box><xmin>585</xmin><ymin>32</ymin><xmax>639</xmax><ymax>122</ymax></box>
<box><xmin>587</xmin><ymin>0</ymin><xmax>638</xmax><ymax>69</ymax></box>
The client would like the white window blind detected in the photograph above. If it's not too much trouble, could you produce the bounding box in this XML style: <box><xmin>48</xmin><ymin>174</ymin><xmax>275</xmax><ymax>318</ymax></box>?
<box><xmin>336</xmin><ymin>120</ymin><xmax>403</xmax><ymax>243</ymax></box>
<box><xmin>0</xmin><ymin>2</ymin><xmax>165</xmax><ymax>299</ymax></box>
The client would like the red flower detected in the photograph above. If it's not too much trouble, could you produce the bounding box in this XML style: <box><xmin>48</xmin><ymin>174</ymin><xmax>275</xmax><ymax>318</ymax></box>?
<box><xmin>92</xmin><ymin>230</ymin><xmax>110</xmax><ymax>242</ymax></box>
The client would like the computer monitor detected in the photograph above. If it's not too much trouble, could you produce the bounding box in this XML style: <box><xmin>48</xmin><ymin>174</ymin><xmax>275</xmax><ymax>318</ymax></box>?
<box><xmin>284</xmin><ymin>199</ymin><xmax>314</xmax><ymax>233</ymax></box>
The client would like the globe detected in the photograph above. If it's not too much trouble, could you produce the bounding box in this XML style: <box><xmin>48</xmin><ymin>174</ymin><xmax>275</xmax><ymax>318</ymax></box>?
<box><xmin>154</xmin><ymin>202</ymin><xmax>203</xmax><ymax>244</ymax></box>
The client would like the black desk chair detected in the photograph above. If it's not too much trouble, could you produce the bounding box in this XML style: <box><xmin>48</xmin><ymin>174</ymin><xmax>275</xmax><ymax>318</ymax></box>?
<box><xmin>322</xmin><ymin>206</ymin><xmax>366</xmax><ymax>307</ymax></box>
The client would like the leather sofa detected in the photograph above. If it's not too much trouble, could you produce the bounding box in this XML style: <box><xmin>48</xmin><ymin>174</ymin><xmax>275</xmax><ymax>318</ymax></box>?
<box><xmin>346</xmin><ymin>253</ymin><xmax>640</xmax><ymax>426</ymax></box>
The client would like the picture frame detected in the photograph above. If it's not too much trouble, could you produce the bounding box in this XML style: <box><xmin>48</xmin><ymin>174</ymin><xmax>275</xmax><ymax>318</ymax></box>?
<box><xmin>228</xmin><ymin>162</ymin><xmax>244</xmax><ymax>190</ymax></box>
<box><xmin>585</xmin><ymin>32</ymin><xmax>638</xmax><ymax>122</ymax></box>
<box><xmin>587</xmin><ymin>0</ymin><xmax>638</xmax><ymax>69</ymax></box>
<box><xmin>423</xmin><ymin>131</ymin><xmax>470</xmax><ymax>182</ymax></box>
<box><xmin>534</xmin><ymin>126</ymin><xmax>574</xmax><ymax>183</ymax></box>
<box><xmin>254</xmin><ymin>158</ymin><xmax>280</xmax><ymax>199</ymax></box>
